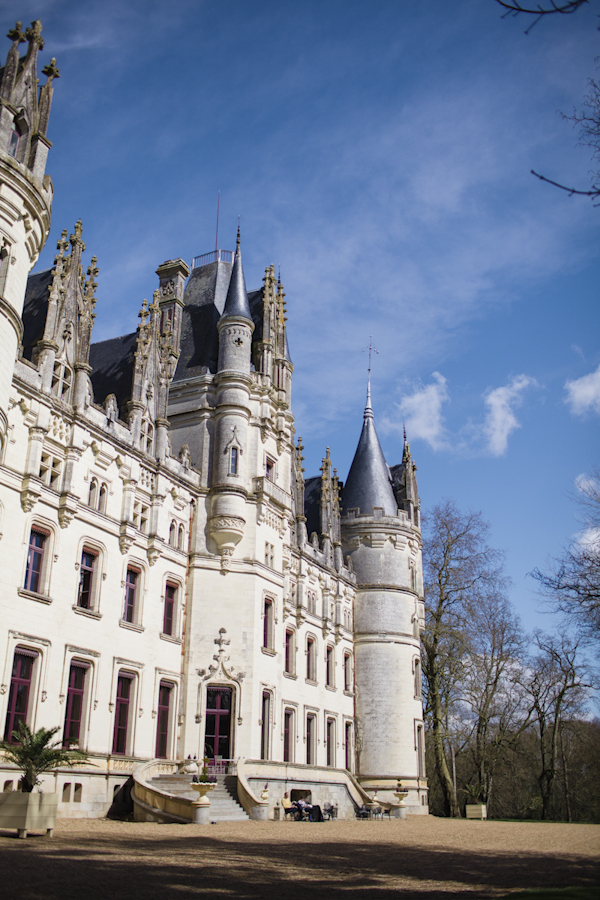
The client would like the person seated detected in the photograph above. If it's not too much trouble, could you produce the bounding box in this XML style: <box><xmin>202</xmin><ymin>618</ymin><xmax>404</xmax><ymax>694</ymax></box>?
<box><xmin>281</xmin><ymin>792</ymin><xmax>297</xmax><ymax>820</ymax></box>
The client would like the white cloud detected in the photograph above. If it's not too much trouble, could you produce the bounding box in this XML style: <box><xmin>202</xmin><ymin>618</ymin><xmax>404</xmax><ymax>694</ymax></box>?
<box><xmin>564</xmin><ymin>365</ymin><xmax>600</xmax><ymax>417</ymax></box>
<box><xmin>482</xmin><ymin>375</ymin><xmax>537</xmax><ymax>457</ymax></box>
<box><xmin>386</xmin><ymin>372</ymin><xmax>450</xmax><ymax>451</ymax></box>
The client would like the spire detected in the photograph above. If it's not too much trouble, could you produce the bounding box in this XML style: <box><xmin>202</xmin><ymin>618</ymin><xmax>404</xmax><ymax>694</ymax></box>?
<box><xmin>222</xmin><ymin>226</ymin><xmax>252</xmax><ymax>321</ymax></box>
<box><xmin>342</xmin><ymin>384</ymin><xmax>397</xmax><ymax>517</ymax></box>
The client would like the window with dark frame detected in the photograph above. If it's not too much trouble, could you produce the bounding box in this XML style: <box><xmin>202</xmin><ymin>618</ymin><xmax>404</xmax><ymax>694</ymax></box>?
<box><xmin>326</xmin><ymin>645</ymin><xmax>334</xmax><ymax>687</ymax></box>
<box><xmin>163</xmin><ymin>583</ymin><xmax>176</xmax><ymax>636</ymax></box>
<box><xmin>3</xmin><ymin>649</ymin><xmax>38</xmax><ymax>743</ymax></box>
<box><xmin>284</xmin><ymin>629</ymin><xmax>294</xmax><ymax>674</ymax></box>
<box><xmin>306</xmin><ymin>637</ymin><xmax>316</xmax><ymax>681</ymax></box>
<box><xmin>155</xmin><ymin>682</ymin><xmax>172</xmax><ymax>758</ymax></box>
<box><xmin>265</xmin><ymin>457</ymin><xmax>274</xmax><ymax>481</ymax></box>
<box><xmin>345</xmin><ymin>722</ymin><xmax>352</xmax><ymax>771</ymax></box>
<box><xmin>283</xmin><ymin>708</ymin><xmax>293</xmax><ymax>762</ymax></box>
<box><xmin>123</xmin><ymin>567</ymin><xmax>139</xmax><ymax>623</ymax></box>
<box><xmin>78</xmin><ymin>549</ymin><xmax>97</xmax><ymax>609</ymax></box>
<box><xmin>63</xmin><ymin>661</ymin><xmax>89</xmax><ymax>746</ymax></box>
<box><xmin>326</xmin><ymin>718</ymin><xmax>335</xmax><ymax>767</ymax></box>
<box><xmin>230</xmin><ymin>446</ymin><xmax>238</xmax><ymax>475</ymax></box>
<box><xmin>24</xmin><ymin>528</ymin><xmax>47</xmax><ymax>594</ymax></box>
<box><xmin>260</xmin><ymin>691</ymin><xmax>270</xmax><ymax>760</ymax></box>
<box><xmin>344</xmin><ymin>653</ymin><xmax>352</xmax><ymax>691</ymax></box>
<box><xmin>8</xmin><ymin>123</ymin><xmax>20</xmax><ymax>157</ymax></box>
<box><xmin>306</xmin><ymin>713</ymin><xmax>315</xmax><ymax>765</ymax></box>
<box><xmin>263</xmin><ymin>598</ymin><xmax>273</xmax><ymax>649</ymax></box>
<box><xmin>112</xmin><ymin>673</ymin><xmax>133</xmax><ymax>755</ymax></box>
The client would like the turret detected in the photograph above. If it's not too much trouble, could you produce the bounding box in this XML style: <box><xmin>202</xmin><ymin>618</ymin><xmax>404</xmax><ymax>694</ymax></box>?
<box><xmin>0</xmin><ymin>21</ymin><xmax>55</xmax><ymax>452</ymax></box>
<box><xmin>341</xmin><ymin>383</ymin><xmax>427</xmax><ymax>813</ymax></box>
<box><xmin>35</xmin><ymin>221</ymin><xmax>98</xmax><ymax>413</ymax></box>
<box><xmin>155</xmin><ymin>258</ymin><xmax>188</xmax><ymax>354</ymax></box>
<box><xmin>209</xmin><ymin>231</ymin><xmax>255</xmax><ymax>569</ymax></box>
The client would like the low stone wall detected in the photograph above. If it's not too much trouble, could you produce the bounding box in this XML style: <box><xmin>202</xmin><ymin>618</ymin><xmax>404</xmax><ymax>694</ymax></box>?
<box><xmin>240</xmin><ymin>759</ymin><xmax>373</xmax><ymax>820</ymax></box>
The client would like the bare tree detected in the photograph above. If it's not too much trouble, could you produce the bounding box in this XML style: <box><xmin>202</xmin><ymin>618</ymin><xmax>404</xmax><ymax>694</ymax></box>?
<box><xmin>495</xmin><ymin>1</ymin><xmax>590</xmax><ymax>35</ymax></box>
<box><xmin>531</xmin><ymin>466</ymin><xmax>600</xmax><ymax>642</ymax></box>
<box><xmin>522</xmin><ymin>631</ymin><xmax>589</xmax><ymax>819</ymax></box>
<box><xmin>421</xmin><ymin>501</ymin><xmax>507</xmax><ymax>817</ymax></box>
<box><xmin>460</xmin><ymin>592</ymin><xmax>527</xmax><ymax>807</ymax></box>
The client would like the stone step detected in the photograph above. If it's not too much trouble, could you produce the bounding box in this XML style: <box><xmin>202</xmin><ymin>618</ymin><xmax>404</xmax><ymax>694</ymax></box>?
<box><xmin>148</xmin><ymin>772</ymin><xmax>249</xmax><ymax>821</ymax></box>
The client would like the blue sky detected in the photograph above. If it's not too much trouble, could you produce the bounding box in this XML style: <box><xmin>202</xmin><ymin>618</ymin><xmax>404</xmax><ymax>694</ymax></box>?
<box><xmin>9</xmin><ymin>0</ymin><xmax>599</xmax><ymax>634</ymax></box>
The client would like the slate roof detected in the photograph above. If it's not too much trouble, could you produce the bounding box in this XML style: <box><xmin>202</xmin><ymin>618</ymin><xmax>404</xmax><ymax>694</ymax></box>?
<box><xmin>303</xmin><ymin>475</ymin><xmax>322</xmax><ymax>539</ymax></box>
<box><xmin>88</xmin><ymin>332</ymin><xmax>137</xmax><ymax>418</ymax></box>
<box><xmin>21</xmin><ymin>267</ymin><xmax>53</xmax><ymax>362</ymax></box>
<box><xmin>341</xmin><ymin>385</ymin><xmax>397</xmax><ymax>516</ymax></box>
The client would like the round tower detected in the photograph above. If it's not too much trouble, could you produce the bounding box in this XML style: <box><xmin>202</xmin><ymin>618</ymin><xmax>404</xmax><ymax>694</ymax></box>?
<box><xmin>0</xmin><ymin>22</ymin><xmax>56</xmax><ymax>451</ymax></box>
<box><xmin>341</xmin><ymin>383</ymin><xmax>427</xmax><ymax>813</ymax></box>
<box><xmin>209</xmin><ymin>231</ymin><xmax>255</xmax><ymax>570</ymax></box>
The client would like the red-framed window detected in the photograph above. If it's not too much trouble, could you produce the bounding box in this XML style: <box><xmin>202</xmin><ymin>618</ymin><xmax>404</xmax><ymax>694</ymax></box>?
<box><xmin>163</xmin><ymin>583</ymin><xmax>176</xmax><ymax>636</ymax></box>
<box><xmin>155</xmin><ymin>682</ymin><xmax>172</xmax><ymax>759</ymax></box>
<box><xmin>24</xmin><ymin>529</ymin><xmax>47</xmax><ymax>594</ymax></box>
<box><xmin>306</xmin><ymin>713</ymin><xmax>315</xmax><ymax>765</ymax></box>
<box><xmin>63</xmin><ymin>662</ymin><xmax>89</xmax><ymax>745</ymax></box>
<box><xmin>326</xmin><ymin>645</ymin><xmax>334</xmax><ymax>687</ymax></box>
<box><xmin>78</xmin><ymin>549</ymin><xmax>97</xmax><ymax>609</ymax></box>
<box><xmin>3</xmin><ymin>649</ymin><xmax>38</xmax><ymax>743</ymax></box>
<box><xmin>123</xmin><ymin>567</ymin><xmax>139</xmax><ymax>623</ymax></box>
<box><xmin>326</xmin><ymin>718</ymin><xmax>335</xmax><ymax>767</ymax></box>
<box><xmin>283</xmin><ymin>709</ymin><xmax>293</xmax><ymax>762</ymax></box>
<box><xmin>112</xmin><ymin>674</ymin><xmax>134</xmax><ymax>755</ymax></box>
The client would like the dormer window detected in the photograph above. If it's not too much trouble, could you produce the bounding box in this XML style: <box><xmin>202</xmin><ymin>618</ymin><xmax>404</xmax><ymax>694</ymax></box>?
<box><xmin>52</xmin><ymin>361</ymin><xmax>72</xmax><ymax>403</ymax></box>
<box><xmin>8</xmin><ymin>123</ymin><xmax>20</xmax><ymax>158</ymax></box>
<box><xmin>140</xmin><ymin>417</ymin><xmax>154</xmax><ymax>454</ymax></box>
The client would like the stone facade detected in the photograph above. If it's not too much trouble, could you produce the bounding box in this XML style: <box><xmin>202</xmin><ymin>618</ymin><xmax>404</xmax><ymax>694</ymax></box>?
<box><xmin>0</xmin><ymin>21</ymin><xmax>427</xmax><ymax>818</ymax></box>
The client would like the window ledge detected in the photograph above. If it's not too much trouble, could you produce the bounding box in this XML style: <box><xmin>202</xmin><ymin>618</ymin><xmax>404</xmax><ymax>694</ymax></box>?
<box><xmin>326</xmin><ymin>684</ymin><xmax>337</xmax><ymax>692</ymax></box>
<box><xmin>160</xmin><ymin>633</ymin><xmax>182</xmax><ymax>644</ymax></box>
<box><xmin>305</xmin><ymin>678</ymin><xmax>318</xmax><ymax>686</ymax></box>
<box><xmin>119</xmin><ymin>620</ymin><xmax>144</xmax><ymax>633</ymax></box>
<box><xmin>72</xmin><ymin>605</ymin><xmax>102</xmax><ymax>619</ymax></box>
<box><xmin>343</xmin><ymin>689</ymin><xmax>354</xmax><ymax>697</ymax></box>
<box><xmin>283</xmin><ymin>671</ymin><xmax>297</xmax><ymax>680</ymax></box>
<box><xmin>18</xmin><ymin>588</ymin><xmax>52</xmax><ymax>605</ymax></box>
<box><xmin>261</xmin><ymin>647</ymin><xmax>276</xmax><ymax>657</ymax></box>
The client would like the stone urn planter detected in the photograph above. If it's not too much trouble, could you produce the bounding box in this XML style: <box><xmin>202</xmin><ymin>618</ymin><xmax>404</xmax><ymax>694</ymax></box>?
<box><xmin>393</xmin><ymin>783</ymin><xmax>409</xmax><ymax>820</ymax></box>
<box><xmin>0</xmin><ymin>791</ymin><xmax>59</xmax><ymax>838</ymax></box>
<box><xmin>465</xmin><ymin>803</ymin><xmax>487</xmax><ymax>820</ymax></box>
<box><xmin>191</xmin><ymin>782</ymin><xmax>215</xmax><ymax>824</ymax></box>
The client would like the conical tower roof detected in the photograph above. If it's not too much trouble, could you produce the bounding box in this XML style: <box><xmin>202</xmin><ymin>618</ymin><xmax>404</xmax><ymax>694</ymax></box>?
<box><xmin>342</xmin><ymin>380</ymin><xmax>397</xmax><ymax>517</ymax></box>
<box><xmin>222</xmin><ymin>229</ymin><xmax>252</xmax><ymax>320</ymax></box>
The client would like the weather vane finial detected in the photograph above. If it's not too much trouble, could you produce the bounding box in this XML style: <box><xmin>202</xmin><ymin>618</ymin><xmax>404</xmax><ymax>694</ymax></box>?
<box><xmin>362</xmin><ymin>336</ymin><xmax>378</xmax><ymax>417</ymax></box>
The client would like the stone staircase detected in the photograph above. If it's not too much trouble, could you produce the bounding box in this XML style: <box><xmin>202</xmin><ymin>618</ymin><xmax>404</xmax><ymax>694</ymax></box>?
<box><xmin>148</xmin><ymin>773</ymin><xmax>249</xmax><ymax>822</ymax></box>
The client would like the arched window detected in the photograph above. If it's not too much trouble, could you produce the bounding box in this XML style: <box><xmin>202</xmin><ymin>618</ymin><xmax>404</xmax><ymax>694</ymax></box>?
<box><xmin>99</xmin><ymin>484</ymin><xmax>108</xmax><ymax>513</ymax></box>
<box><xmin>169</xmin><ymin>520</ymin><xmax>176</xmax><ymax>547</ymax></box>
<box><xmin>88</xmin><ymin>479</ymin><xmax>98</xmax><ymax>509</ymax></box>
<box><xmin>343</xmin><ymin>653</ymin><xmax>352</xmax><ymax>692</ymax></box>
<box><xmin>178</xmin><ymin>524</ymin><xmax>185</xmax><ymax>551</ymax></box>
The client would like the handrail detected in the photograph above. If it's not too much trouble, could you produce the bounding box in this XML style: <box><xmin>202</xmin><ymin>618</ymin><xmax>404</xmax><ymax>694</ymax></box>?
<box><xmin>191</xmin><ymin>249</ymin><xmax>233</xmax><ymax>270</ymax></box>
<box><xmin>235</xmin><ymin>758</ymin><xmax>269</xmax><ymax>820</ymax></box>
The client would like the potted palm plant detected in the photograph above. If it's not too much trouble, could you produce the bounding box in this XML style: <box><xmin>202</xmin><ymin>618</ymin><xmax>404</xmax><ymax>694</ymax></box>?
<box><xmin>464</xmin><ymin>784</ymin><xmax>488</xmax><ymax>820</ymax></box>
<box><xmin>0</xmin><ymin>723</ymin><xmax>88</xmax><ymax>838</ymax></box>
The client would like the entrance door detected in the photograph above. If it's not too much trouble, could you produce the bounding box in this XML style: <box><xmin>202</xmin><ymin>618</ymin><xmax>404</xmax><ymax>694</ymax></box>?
<box><xmin>204</xmin><ymin>687</ymin><xmax>232</xmax><ymax>762</ymax></box>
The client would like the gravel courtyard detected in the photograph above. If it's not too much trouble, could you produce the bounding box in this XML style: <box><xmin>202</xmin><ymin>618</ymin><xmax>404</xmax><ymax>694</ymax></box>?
<box><xmin>1</xmin><ymin>816</ymin><xmax>599</xmax><ymax>899</ymax></box>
